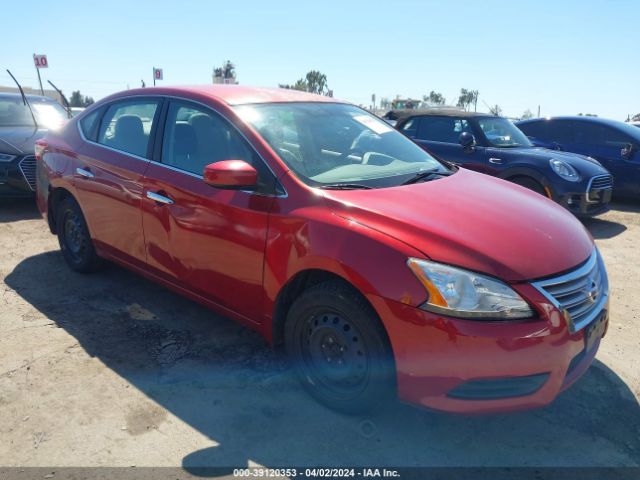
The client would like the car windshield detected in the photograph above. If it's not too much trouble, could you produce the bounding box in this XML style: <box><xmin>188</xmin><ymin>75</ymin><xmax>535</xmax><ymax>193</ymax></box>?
<box><xmin>0</xmin><ymin>97</ymin><xmax>69</xmax><ymax>129</ymax></box>
<box><xmin>235</xmin><ymin>102</ymin><xmax>447</xmax><ymax>187</ymax></box>
<box><xmin>478</xmin><ymin>117</ymin><xmax>532</xmax><ymax>148</ymax></box>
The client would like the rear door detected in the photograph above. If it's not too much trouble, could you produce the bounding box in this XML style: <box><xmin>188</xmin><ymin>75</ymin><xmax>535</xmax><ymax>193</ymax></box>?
<box><xmin>141</xmin><ymin>99</ymin><xmax>277</xmax><ymax>322</ymax></box>
<box><xmin>404</xmin><ymin>115</ymin><xmax>487</xmax><ymax>172</ymax></box>
<box><xmin>74</xmin><ymin>98</ymin><xmax>161</xmax><ymax>268</ymax></box>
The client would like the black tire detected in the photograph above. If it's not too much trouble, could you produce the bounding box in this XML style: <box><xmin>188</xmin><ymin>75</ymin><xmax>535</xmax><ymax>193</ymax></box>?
<box><xmin>510</xmin><ymin>176</ymin><xmax>548</xmax><ymax>197</ymax></box>
<box><xmin>56</xmin><ymin>197</ymin><xmax>103</xmax><ymax>273</ymax></box>
<box><xmin>284</xmin><ymin>281</ymin><xmax>395</xmax><ymax>414</ymax></box>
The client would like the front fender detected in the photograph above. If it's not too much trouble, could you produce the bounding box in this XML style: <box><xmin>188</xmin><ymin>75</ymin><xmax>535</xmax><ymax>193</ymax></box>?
<box><xmin>263</xmin><ymin>207</ymin><xmax>428</xmax><ymax>321</ymax></box>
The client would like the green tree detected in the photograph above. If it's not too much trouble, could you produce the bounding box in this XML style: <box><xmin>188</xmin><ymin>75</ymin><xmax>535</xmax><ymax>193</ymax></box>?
<box><xmin>69</xmin><ymin>91</ymin><xmax>83</xmax><ymax>108</ymax></box>
<box><xmin>423</xmin><ymin>90</ymin><xmax>445</xmax><ymax>105</ymax></box>
<box><xmin>280</xmin><ymin>70</ymin><xmax>329</xmax><ymax>95</ymax></box>
<box><xmin>456</xmin><ymin>88</ymin><xmax>479</xmax><ymax>111</ymax></box>
<box><xmin>488</xmin><ymin>104</ymin><xmax>502</xmax><ymax>116</ymax></box>
<box><xmin>69</xmin><ymin>91</ymin><xmax>94</xmax><ymax>108</ymax></box>
<box><xmin>521</xmin><ymin>109</ymin><xmax>534</xmax><ymax>120</ymax></box>
<box><xmin>304</xmin><ymin>70</ymin><xmax>328</xmax><ymax>95</ymax></box>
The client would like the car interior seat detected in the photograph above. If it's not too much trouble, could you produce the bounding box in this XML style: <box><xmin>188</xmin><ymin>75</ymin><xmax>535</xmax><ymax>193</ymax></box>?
<box><xmin>167</xmin><ymin>123</ymin><xmax>200</xmax><ymax>172</ymax></box>
<box><xmin>189</xmin><ymin>113</ymin><xmax>231</xmax><ymax>164</ymax></box>
<box><xmin>112</xmin><ymin>115</ymin><xmax>147</xmax><ymax>157</ymax></box>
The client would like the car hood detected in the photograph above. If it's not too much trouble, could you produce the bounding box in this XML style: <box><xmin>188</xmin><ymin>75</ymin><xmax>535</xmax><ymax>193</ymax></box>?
<box><xmin>322</xmin><ymin>168</ymin><xmax>593</xmax><ymax>282</ymax></box>
<box><xmin>497</xmin><ymin>146</ymin><xmax>607</xmax><ymax>171</ymax></box>
<box><xmin>0</xmin><ymin>126</ymin><xmax>48</xmax><ymax>155</ymax></box>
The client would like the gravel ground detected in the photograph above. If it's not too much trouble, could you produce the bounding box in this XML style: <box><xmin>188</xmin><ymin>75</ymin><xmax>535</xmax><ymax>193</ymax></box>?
<box><xmin>0</xmin><ymin>198</ymin><xmax>638</xmax><ymax>469</ymax></box>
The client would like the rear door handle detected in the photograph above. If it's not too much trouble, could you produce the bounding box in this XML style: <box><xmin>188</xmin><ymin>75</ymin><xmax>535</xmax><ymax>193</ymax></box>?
<box><xmin>489</xmin><ymin>158</ymin><xmax>503</xmax><ymax>164</ymax></box>
<box><xmin>146</xmin><ymin>191</ymin><xmax>174</xmax><ymax>205</ymax></box>
<box><xmin>76</xmin><ymin>167</ymin><xmax>94</xmax><ymax>178</ymax></box>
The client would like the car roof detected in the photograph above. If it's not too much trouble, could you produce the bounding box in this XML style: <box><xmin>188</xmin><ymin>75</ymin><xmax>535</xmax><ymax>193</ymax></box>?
<box><xmin>105</xmin><ymin>85</ymin><xmax>343</xmax><ymax>106</ymax></box>
<box><xmin>517</xmin><ymin>116</ymin><xmax>627</xmax><ymax>128</ymax></box>
<box><xmin>0</xmin><ymin>92</ymin><xmax>59</xmax><ymax>103</ymax></box>
<box><xmin>386</xmin><ymin>108</ymin><xmax>492</xmax><ymax>123</ymax></box>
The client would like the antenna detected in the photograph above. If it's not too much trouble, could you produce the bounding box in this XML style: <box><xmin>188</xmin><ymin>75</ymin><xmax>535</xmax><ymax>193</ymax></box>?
<box><xmin>47</xmin><ymin>80</ymin><xmax>72</xmax><ymax>117</ymax></box>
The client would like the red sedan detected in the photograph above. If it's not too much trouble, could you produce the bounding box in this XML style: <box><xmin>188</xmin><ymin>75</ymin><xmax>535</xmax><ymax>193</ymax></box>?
<box><xmin>35</xmin><ymin>86</ymin><xmax>609</xmax><ymax>414</ymax></box>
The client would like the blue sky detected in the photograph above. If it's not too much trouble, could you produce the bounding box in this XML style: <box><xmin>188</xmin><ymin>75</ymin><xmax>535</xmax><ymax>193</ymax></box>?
<box><xmin>1</xmin><ymin>0</ymin><xmax>637</xmax><ymax>120</ymax></box>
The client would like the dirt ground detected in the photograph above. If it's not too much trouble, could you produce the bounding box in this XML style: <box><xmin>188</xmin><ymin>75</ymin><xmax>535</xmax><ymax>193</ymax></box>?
<box><xmin>0</xmin><ymin>198</ymin><xmax>638</xmax><ymax>469</ymax></box>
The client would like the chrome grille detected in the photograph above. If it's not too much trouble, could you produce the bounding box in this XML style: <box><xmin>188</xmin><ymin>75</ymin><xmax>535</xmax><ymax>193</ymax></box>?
<box><xmin>531</xmin><ymin>250</ymin><xmax>608</xmax><ymax>333</ymax></box>
<box><xmin>18</xmin><ymin>155</ymin><xmax>36</xmax><ymax>191</ymax></box>
<box><xmin>588</xmin><ymin>174</ymin><xmax>613</xmax><ymax>195</ymax></box>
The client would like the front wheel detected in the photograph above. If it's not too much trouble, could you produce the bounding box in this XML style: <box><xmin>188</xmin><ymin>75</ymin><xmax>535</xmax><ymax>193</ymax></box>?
<box><xmin>510</xmin><ymin>176</ymin><xmax>549</xmax><ymax>197</ymax></box>
<box><xmin>56</xmin><ymin>197</ymin><xmax>103</xmax><ymax>273</ymax></box>
<box><xmin>285</xmin><ymin>281</ymin><xmax>395</xmax><ymax>414</ymax></box>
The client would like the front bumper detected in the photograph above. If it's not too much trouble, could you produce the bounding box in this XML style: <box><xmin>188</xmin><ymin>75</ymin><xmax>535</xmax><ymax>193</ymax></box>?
<box><xmin>368</xmin><ymin>282</ymin><xmax>608</xmax><ymax>414</ymax></box>
<box><xmin>0</xmin><ymin>156</ymin><xmax>36</xmax><ymax>198</ymax></box>
<box><xmin>551</xmin><ymin>174</ymin><xmax>613</xmax><ymax>217</ymax></box>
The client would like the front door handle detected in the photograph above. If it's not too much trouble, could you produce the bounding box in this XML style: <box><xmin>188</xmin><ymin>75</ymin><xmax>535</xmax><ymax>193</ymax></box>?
<box><xmin>76</xmin><ymin>167</ymin><xmax>94</xmax><ymax>178</ymax></box>
<box><xmin>146</xmin><ymin>191</ymin><xmax>174</xmax><ymax>205</ymax></box>
<box><xmin>489</xmin><ymin>158</ymin><xmax>503</xmax><ymax>164</ymax></box>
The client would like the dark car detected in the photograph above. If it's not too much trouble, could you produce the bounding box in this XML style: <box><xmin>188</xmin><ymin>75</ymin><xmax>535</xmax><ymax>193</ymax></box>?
<box><xmin>0</xmin><ymin>92</ymin><xmax>69</xmax><ymax>198</ymax></box>
<box><xmin>393</xmin><ymin>109</ymin><xmax>613</xmax><ymax>217</ymax></box>
<box><xmin>517</xmin><ymin>116</ymin><xmax>640</xmax><ymax>198</ymax></box>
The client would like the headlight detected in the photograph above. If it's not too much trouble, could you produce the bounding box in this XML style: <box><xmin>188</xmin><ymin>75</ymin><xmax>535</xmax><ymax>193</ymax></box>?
<box><xmin>550</xmin><ymin>158</ymin><xmax>580</xmax><ymax>182</ymax></box>
<box><xmin>0</xmin><ymin>153</ymin><xmax>17</xmax><ymax>163</ymax></box>
<box><xmin>407</xmin><ymin>258</ymin><xmax>534</xmax><ymax>320</ymax></box>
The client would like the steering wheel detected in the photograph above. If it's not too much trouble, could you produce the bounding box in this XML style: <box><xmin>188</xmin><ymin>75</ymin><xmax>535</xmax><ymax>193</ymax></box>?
<box><xmin>278</xmin><ymin>147</ymin><xmax>310</xmax><ymax>176</ymax></box>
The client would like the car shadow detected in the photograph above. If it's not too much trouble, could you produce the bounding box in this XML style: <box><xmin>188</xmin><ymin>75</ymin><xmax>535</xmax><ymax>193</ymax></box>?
<box><xmin>5</xmin><ymin>252</ymin><xmax>640</xmax><ymax>469</ymax></box>
<box><xmin>582</xmin><ymin>217</ymin><xmax>627</xmax><ymax>240</ymax></box>
<box><xmin>0</xmin><ymin>197</ymin><xmax>39</xmax><ymax>223</ymax></box>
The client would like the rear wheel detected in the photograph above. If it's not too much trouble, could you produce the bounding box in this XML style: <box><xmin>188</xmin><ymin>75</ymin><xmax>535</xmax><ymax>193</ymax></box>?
<box><xmin>285</xmin><ymin>281</ymin><xmax>395</xmax><ymax>414</ymax></box>
<box><xmin>510</xmin><ymin>176</ymin><xmax>548</xmax><ymax>197</ymax></box>
<box><xmin>56</xmin><ymin>197</ymin><xmax>103</xmax><ymax>273</ymax></box>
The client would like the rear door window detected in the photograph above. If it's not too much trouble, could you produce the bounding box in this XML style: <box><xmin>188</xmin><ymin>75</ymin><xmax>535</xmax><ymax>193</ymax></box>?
<box><xmin>97</xmin><ymin>100</ymin><xmax>160</xmax><ymax>158</ymax></box>
<box><xmin>79</xmin><ymin>109</ymin><xmax>102</xmax><ymax>142</ymax></box>
<box><xmin>416</xmin><ymin>116</ymin><xmax>470</xmax><ymax>143</ymax></box>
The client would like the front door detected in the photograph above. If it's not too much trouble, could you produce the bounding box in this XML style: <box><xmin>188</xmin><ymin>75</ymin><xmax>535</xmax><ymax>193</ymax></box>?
<box><xmin>141</xmin><ymin>100</ymin><xmax>277</xmax><ymax>321</ymax></box>
<box><xmin>406</xmin><ymin>115</ymin><xmax>487</xmax><ymax>172</ymax></box>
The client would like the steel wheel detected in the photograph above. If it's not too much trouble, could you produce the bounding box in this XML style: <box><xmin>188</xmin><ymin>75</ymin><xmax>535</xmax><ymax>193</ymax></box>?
<box><xmin>285</xmin><ymin>281</ymin><xmax>395</xmax><ymax>413</ymax></box>
<box><xmin>56</xmin><ymin>197</ymin><xmax>103</xmax><ymax>273</ymax></box>
<box><xmin>301</xmin><ymin>311</ymin><xmax>370</xmax><ymax>398</ymax></box>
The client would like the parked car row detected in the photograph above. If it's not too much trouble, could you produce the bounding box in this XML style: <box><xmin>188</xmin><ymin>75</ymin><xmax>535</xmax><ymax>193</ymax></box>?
<box><xmin>388</xmin><ymin>109</ymin><xmax>613</xmax><ymax>217</ymax></box>
<box><xmin>517</xmin><ymin>116</ymin><xmax>640</xmax><ymax>198</ymax></box>
<box><xmin>0</xmin><ymin>92</ymin><xmax>70</xmax><ymax>197</ymax></box>
<box><xmin>34</xmin><ymin>86</ymin><xmax>610</xmax><ymax>415</ymax></box>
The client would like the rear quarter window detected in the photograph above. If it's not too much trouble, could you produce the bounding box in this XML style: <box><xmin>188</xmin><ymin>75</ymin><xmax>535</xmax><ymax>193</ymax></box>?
<box><xmin>79</xmin><ymin>109</ymin><xmax>101</xmax><ymax>142</ymax></box>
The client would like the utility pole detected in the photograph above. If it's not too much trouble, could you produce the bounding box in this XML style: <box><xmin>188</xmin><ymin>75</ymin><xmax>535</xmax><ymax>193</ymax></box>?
<box><xmin>537</xmin><ymin>105</ymin><xmax>540</xmax><ymax>118</ymax></box>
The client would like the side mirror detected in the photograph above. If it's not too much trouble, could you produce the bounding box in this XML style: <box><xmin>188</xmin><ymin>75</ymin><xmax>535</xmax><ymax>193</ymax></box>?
<box><xmin>459</xmin><ymin>132</ymin><xmax>476</xmax><ymax>150</ymax></box>
<box><xmin>621</xmin><ymin>143</ymin><xmax>636</xmax><ymax>161</ymax></box>
<box><xmin>203</xmin><ymin>160</ymin><xmax>258</xmax><ymax>189</ymax></box>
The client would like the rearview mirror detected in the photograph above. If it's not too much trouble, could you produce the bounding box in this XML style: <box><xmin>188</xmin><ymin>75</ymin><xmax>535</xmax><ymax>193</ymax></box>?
<box><xmin>621</xmin><ymin>143</ymin><xmax>636</xmax><ymax>161</ymax></box>
<box><xmin>459</xmin><ymin>132</ymin><xmax>476</xmax><ymax>150</ymax></box>
<box><xmin>203</xmin><ymin>160</ymin><xmax>258</xmax><ymax>189</ymax></box>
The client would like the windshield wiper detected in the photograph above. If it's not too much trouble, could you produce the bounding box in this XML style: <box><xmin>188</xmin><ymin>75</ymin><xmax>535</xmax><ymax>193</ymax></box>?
<box><xmin>401</xmin><ymin>168</ymin><xmax>453</xmax><ymax>185</ymax></box>
<box><xmin>319</xmin><ymin>183</ymin><xmax>373</xmax><ymax>190</ymax></box>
